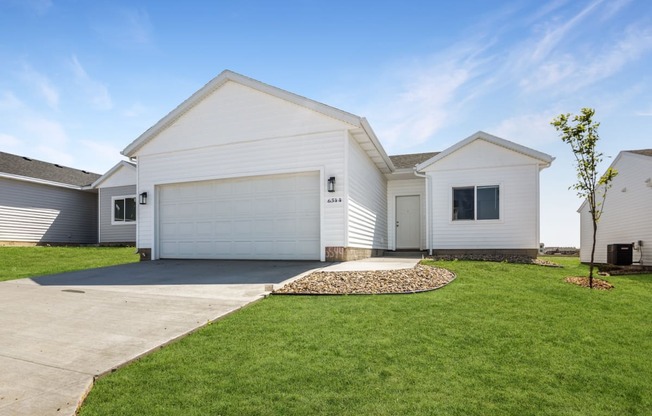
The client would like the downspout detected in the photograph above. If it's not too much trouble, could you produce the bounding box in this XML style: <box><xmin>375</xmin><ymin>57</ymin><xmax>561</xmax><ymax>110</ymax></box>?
<box><xmin>413</xmin><ymin>169</ymin><xmax>431</xmax><ymax>256</ymax></box>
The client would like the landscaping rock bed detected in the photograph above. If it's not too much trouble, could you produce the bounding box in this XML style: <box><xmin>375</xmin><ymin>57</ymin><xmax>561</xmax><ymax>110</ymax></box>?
<box><xmin>274</xmin><ymin>264</ymin><xmax>455</xmax><ymax>295</ymax></box>
<box><xmin>429</xmin><ymin>254</ymin><xmax>562</xmax><ymax>267</ymax></box>
<box><xmin>565</xmin><ymin>276</ymin><xmax>614</xmax><ymax>290</ymax></box>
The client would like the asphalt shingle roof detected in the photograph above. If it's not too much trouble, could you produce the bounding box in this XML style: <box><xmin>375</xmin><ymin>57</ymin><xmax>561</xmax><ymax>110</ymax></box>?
<box><xmin>0</xmin><ymin>151</ymin><xmax>101</xmax><ymax>187</ymax></box>
<box><xmin>389</xmin><ymin>152</ymin><xmax>440</xmax><ymax>169</ymax></box>
<box><xmin>627</xmin><ymin>149</ymin><xmax>652</xmax><ymax>157</ymax></box>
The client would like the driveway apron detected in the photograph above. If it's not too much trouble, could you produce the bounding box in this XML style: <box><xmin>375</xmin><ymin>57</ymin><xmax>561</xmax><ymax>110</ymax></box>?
<box><xmin>0</xmin><ymin>260</ymin><xmax>322</xmax><ymax>416</ymax></box>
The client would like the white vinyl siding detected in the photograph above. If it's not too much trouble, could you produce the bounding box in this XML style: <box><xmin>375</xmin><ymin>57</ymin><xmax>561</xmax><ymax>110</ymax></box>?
<box><xmin>387</xmin><ymin>178</ymin><xmax>426</xmax><ymax>250</ymax></box>
<box><xmin>579</xmin><ymin>153</ymin><xmax>652</xmax><ymax>265</ymax></box>
<box><xmin>346</xmin><ymin>135</ymin><xmax>387</xmax><ymax>249</ymax></box>
<box><xmin>0</xmin><ymin>177</ymin><xmax>97</xmax><ymax>243</ymax></box>
<box><xmin>427</xmin><ymin>165</ymin><xmax>539</xmax><ymax>250</ymax></box>
<box><xmin>158</xmin><ymin>172</ymin><xmax>319</xmax><ymax>260</ymax></box>
<box><xmin>137</xmin><ymin>134</ymin><xmax>346</xmax><ymax>259</ymax></box>
<box><xmin>98</xmin><ymin>186</ymin><xmax>137</xmax><ymax>243</ymax></box>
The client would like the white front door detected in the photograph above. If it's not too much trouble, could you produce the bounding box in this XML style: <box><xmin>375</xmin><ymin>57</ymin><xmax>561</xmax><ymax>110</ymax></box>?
<box><xmin>396</xmin><ymin>195</ymin><xmax>420</xmax><ymax>249</ymax></box>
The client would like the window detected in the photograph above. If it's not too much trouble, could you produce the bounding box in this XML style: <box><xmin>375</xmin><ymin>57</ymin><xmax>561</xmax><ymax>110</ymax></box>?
<box><xmin>113</xmin><ymin>196</ymin><xmax>136</xmax><ymax>224</ymax></box>
<box><xmin>452</xmin><ymin>185</ymin><xmax>499</xmax><ymax>221</ymax></box>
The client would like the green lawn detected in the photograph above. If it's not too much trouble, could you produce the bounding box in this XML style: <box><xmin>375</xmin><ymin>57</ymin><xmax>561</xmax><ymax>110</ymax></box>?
<box><xmin>0</xmin><ymin>246</ymin><xmax>139</xmax><ymax>282</ymax></box>
<box><xmin>77</xmin><ymin>256</ymin><xmax>652</xmax><ymax>415</ymax></box>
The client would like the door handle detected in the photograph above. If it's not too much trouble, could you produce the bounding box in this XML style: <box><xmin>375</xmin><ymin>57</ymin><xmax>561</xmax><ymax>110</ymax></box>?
<box><xmin>396</xmin><ymin>221</ymin><xmax>399</xmax><ymax>227</ymax></box>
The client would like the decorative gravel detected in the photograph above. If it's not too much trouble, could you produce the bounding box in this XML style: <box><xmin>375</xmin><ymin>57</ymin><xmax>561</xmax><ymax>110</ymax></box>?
<box><xmin>565</xmin><ymin>276</ymin><xmax>614</xmax><ymax>290</ymax></box>
<box><xmin>429</xmin><ymin>254</ymin><xmax>562</xmax><ymax>267</ymax></box>
<box><xmin>273</xmin><ymin>264</ymin><xmax>455</xmax><ymax>295</ymax></box>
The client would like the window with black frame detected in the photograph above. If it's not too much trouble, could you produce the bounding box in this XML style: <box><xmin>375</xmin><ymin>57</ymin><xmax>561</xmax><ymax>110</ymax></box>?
<box><xmin>113</xmin><ymin>196</ymin><xmax>136</xmax><ymax>223</ymax></box>
<box><xmin>452</xmin><ymin>185</ymin><xmax>499</xmax><ymax>220</ymax></box>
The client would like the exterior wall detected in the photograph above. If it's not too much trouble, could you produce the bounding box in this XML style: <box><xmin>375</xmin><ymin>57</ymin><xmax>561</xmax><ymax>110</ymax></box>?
<box><xmin>387</xmin><ymin>178</ymin><xmax>426</xmax><ymax>250</ymax></box>
<box><xmin>346</xmin><ymin>135</ymin><xmax>388</xmax><ymax>249</ymax></box>
<box><xmin>424</xmin><ymin>140</ymin><xmax>542</xmax><ymax>251</ymax></box>
<box><xmin>0</xmin><ymin>177</ymin><xmax>97</xmax><ymax>244</ymax></box>
<box><xmin>579</xmin><ymin>153</ymin><xmax>652</xmax><ymax>265</ymax></box>
<box><xmin>98</xmin><ymin>185</ymin><xmax>137</xmax><ymax>244</ymax></box>
<box><xmin>137</xmin><ymin>131</ymin><xmax>346</xmax><ymax>259</ymax></box>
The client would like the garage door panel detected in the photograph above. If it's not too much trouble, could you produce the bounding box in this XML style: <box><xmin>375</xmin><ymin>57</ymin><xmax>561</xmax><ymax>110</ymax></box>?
<box><xmin>158</xmin><ymin>172</ymin><xmax>320</xmax><ymax>260</ymax></box>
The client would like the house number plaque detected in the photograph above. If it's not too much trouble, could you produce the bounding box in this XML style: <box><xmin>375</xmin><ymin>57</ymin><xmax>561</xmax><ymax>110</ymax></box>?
<box><xmin>327</xmin><ymin>198</ymin><xmax>342</xmax><ymax>203</ymax></box>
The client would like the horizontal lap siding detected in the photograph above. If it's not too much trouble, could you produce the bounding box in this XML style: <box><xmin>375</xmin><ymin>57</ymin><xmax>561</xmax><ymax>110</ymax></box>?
<box><xmin>429</xmin><ymin>165</ymin><xmax>538</xmax><ymax>249</ymax></box>
<box><xmin>99</xmin><ymin>185</ymin><xmax>137</xmax><ymax>243</ymax></box>
<box><xmin>0</xmin><ymin>178</ymin><xmax>97</xmax><ymax>243</ymax></box>
<box><xmin>580</xmin><ymin>154</ymin><xmax>652</xmax><ymax>265</ymax></box>
<box><xmin>347</xmin><ymin>136</ymin><xmax>387</xmax><ymax>249</ymax></box>
<box><xmin>137</xmin><ymin>131</ymin><xmax>346</xmax><ymax>253</ymax></box>
<box><xmin>387</xmin><ymin>179</ymin><xmax>426</xmax><ymax>250</ymax></box>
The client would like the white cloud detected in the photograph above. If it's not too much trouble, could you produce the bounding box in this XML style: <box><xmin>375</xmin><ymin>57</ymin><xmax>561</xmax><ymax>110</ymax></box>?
<box><xmin>69</xmin><ymin>55</ymin><xmax>113</xmax><ymax>110</ymax></box>
<box><xmin>78</xmin><ymin>139</ymin><xmax>124</xmax><ymax>172</ymax></box>
<box><xmin>0</xmin><ymin>91</ymin><xmax>23</xmax><ymax>110</ymax></box>
<box><xmin>3</xmin><ymin>0</ymin><xmax>53</xmax><ymax>15</ymax></box>
<box><xmin>93</xmin><ymin>7</ymin><xmax>153</xmax><ymax>48</ymax></box>
<box><xmin>123</xmin><ymin>102</ymin><xmax>147</xmax><ymax>118</ymax></box>
<box><xmin>19</xmin><ymin>64</ymin><xmax>59</xmax><ymax>109</ymax></box>
<box><xmin>0</xmin><ymin>133</ymin><xmax>21</xmax><ymax>148</ymax></box>
<box><xmin>22</xmin><ymin>117</ymin><xmax>69</xmax><ymax>146</ymax></box>
<box><xmin>490</xmin><ymin>112</ymin><xmax>560</xmax><ymax>147</ymax></box>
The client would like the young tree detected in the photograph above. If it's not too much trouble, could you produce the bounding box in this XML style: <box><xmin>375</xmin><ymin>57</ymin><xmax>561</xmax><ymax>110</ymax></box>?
<box><xmin>551</xmin><ymin>108</ymin><xmax>617</xmax><ymax>288</ymax></box>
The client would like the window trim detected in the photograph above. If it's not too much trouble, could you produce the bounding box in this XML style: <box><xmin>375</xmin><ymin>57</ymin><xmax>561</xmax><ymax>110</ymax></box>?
<box><xmin>111</xmin><ymin>195</ymin><xmax>137</xmax><ymax>225</ymax></box>
<box><xmin>451</xmin><ymin>185</ymin><xmax>501</xmax><ymax>222</ymax></box>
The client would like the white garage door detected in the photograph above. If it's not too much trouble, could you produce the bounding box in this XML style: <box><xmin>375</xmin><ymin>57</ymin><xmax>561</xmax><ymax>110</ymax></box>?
<box><xmin>158</xmin><ymin>172</ymin><xmax>320</xmax><ymax>260</ymax></box>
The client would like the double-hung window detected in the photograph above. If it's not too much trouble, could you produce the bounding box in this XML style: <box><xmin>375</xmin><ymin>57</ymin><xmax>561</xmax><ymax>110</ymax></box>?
<box><xmin>452</xmin><ymin>185</ymin><xmax>499</xmax><ymax>221</ymax></box>
<box><xmin>112</xmin><ymin>196</ymin><xmax>136</xmax><ymax>224</ymax></box>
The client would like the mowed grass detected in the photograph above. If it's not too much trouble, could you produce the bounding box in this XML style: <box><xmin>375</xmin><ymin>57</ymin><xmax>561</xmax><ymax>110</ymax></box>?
<box><xmin>0</xmin><ymin>246</ymin><xmax>139</xmax><ymax>281</ymax></box>
<box><xmin>80</xmin><ymin>256</ymin><xmax>652</xmax><ymax>415</ymax></box>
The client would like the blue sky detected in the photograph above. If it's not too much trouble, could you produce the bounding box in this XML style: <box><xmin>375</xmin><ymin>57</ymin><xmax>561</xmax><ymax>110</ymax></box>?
<box><xmin>1</xmin><ymin>0</ymin><xmax>651</xmax><ymax>247</ymax></box>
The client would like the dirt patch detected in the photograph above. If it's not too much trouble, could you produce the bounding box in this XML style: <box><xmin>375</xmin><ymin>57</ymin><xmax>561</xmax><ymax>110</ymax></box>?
<box><xmin>565</xmin><ymin>276</ymin><xmax>614</xmax><ymax>290</ymax></box>
<box><xmin>274</xmin><ymin>264</ymin><xmax>455</xmax><ymax>295</ymax></box>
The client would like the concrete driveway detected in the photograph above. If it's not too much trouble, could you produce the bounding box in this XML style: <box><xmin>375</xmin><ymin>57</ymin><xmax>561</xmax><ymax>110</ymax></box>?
<box><xmin>0</xmin><ymin>260</ymin><xmax>323</xmax><ymax>416</ymax></box>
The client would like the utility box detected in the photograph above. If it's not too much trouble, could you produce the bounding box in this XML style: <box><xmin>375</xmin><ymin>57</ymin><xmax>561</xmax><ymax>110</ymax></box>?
<box><xmin>607</xmin><ymin>244</ymin><xmax>633</xmax><ymax>266</ymax></box>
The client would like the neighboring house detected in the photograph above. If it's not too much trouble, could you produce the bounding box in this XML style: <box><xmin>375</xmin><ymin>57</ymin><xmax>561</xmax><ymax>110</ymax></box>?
<box><xmin>578</xmin><ymin>149</ymin><xmax>652</xmax><ymax>266</ymax></box>
<box><xmin>0</xmin><ymin>151</ymin><xmax>99</xmax><ymax>244</ymax></box>
<box><xmin>120</xmin><ymin>70</ymin><xmax>554</xmax><ymax>261</ymax></box>
<box><xmin>91</xmin><ymin>160</ymin><xmax>137</xmax><ymax>245</ymax></box>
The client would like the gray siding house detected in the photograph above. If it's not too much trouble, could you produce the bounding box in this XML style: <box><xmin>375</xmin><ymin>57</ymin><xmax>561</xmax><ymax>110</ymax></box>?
<box><xmin>92</xmin><ymin>161</ymin><xmax>137</xmax><ymax>245</ymax></box>
<box><xmin>0</xmin><ymin>151</ymin><xmax>100</xmax><ymax>244</ymax></box>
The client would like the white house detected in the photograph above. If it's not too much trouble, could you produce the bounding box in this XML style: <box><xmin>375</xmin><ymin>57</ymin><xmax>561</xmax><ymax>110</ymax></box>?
<box><xmin>578</xmin><ymin>149</ymin><xmax>652</xmax><ymax>266</ymax></box>
<box><xmin>120</xmin><ymin>70</ymin><xmax>553</xmax><ymax>261</ymax></box>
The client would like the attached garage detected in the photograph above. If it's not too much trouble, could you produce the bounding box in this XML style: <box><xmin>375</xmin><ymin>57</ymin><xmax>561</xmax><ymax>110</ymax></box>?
<box><xmin>158</xmin><ymin>171</ymin><xmax>320</xmax><ymax>260</ymax></box>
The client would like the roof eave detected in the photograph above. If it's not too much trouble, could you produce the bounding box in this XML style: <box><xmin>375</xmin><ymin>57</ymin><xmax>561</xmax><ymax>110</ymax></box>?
<box><xmin>91</xmin><ymin>160</ymin><xmax>137</xmax><ymax>188</ymax></box>
<box><xmin>0</xmin><ymin>172</ymin><xmax>86</xmax><ymax>190</ymax></box>
<box><xmin>359</xmin><ymin>117</ymin><xmax>395</xmax><ymax>173</ymax></box>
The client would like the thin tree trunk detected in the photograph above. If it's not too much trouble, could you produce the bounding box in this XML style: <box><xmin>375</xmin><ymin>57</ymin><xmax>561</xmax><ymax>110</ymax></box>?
<box><xmin>589</xmin><ymin>217</ymin><xmax>597</xmax><ymax>289</ymax></box>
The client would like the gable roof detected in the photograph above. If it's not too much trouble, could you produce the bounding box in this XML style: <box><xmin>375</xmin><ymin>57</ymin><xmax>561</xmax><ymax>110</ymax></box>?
<box><xmin>0</xmin><ymin>151</ymin><xmax>101</xmax><ymax>188</ymax></box>
<box><xmin>389</xmin><ymin>152</ymin><xmax>440</xmax><ymax>169</ymax></box>
<box><xmin>91</xmin><ymin>160</ymin><xmax>137</xmax><ymax>188</ymax></box>
<box><xmin>626</xmin><ymin>149</ymin><xmax>652</xmax><ymax>157</ymax></box>
<box><xmin>416</xmin><ymin>131</ymin><xmax>554</xmax><ymax>171</ymax></box>
<box><xmin>122</xmin><ymin>70</ymin><xmax>395</xmax><ymax>173</ymax></box>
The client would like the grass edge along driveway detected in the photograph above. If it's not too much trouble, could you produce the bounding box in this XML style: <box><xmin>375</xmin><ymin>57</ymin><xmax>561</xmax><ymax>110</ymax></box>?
<box><xmin>79</xmin><ymin>257</ymin><xmax>652</xmax><ymax>416</ymax></box>
<box><xmin>0</xmin><ymin>246</ymin><xmax>139</xmax><ymax>282</ymax></box>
